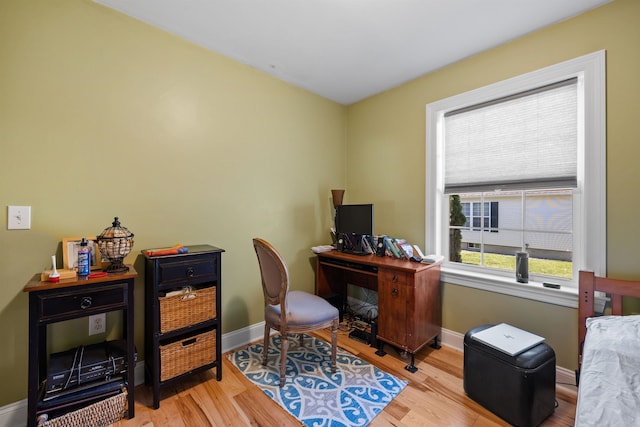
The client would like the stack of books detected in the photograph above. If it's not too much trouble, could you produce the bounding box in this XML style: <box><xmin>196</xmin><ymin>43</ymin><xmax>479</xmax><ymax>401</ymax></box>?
<box><xmin>380</xmin><ymin>236</ymin><xmax>444</xmax><ymax>264</ymax></box>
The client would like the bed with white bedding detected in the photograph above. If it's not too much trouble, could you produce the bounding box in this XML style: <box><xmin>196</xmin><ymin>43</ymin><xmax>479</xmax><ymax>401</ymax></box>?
<box><xmin>576</xmin><ymin>271</ymin><xmax>640</xmax><ymax>427</ymax></box>
<box><xmin>574</xmin><ymin>315</ymin><xmax>640</xmax><ymax>426</ymax></box>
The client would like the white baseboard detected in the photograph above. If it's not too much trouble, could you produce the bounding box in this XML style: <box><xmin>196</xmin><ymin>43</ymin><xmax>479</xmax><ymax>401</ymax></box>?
<box><xmin>220</xmin><ymin>321</ymin><xmax>266</xmax><ymax>354</ymax></box>
<box><xmin>0</xmin><ymin>324</ymin><xmax>574</xmax><ymax>426</ymax></box>
<box><xmin>0</xmin><ymin>399</ymin><xmax>26</xmax><ymax>427</ymax></box>
<box><xmin>440</xmin><ymin>327</ymin><xmax>466</xmax><ymax>352</ymax></box>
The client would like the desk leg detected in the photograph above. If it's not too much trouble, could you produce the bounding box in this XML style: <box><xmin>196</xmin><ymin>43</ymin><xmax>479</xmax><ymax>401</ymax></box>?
<box><xmin>405</xmin><ymin>353</ymin><xmax>418</xmax><ymax>373</ymax></box>
<box><xmin>375</xmin><ymin>341</ymin><xmax>386</xmax><ymax>357</ymax></box>
<box><xmin>431</xmin><ymin>336</ymin><xmax>442</xmax><ymax>349</ymax></box>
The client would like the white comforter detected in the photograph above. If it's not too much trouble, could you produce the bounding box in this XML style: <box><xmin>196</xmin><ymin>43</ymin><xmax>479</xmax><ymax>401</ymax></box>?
<box><xmin>575</xmin><ymin>315</ymin><xmax>640</xmax><ymax>426</ymax></box>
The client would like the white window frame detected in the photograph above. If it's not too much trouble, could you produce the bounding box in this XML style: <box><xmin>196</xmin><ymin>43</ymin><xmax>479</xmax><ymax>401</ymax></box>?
<box><xmin>425</xmin><ymin>51</ymin><xmax>606</xmax><ymax>308</ymax></box>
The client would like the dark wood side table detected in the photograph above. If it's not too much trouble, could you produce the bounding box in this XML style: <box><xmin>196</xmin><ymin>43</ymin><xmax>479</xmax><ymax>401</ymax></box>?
<box><xmin>143</xmin><ymin>245</ymin><xmax>224</xmax><ymax>409</ymax></box>
<box><xmin>23</xmin><ymin>268</ymin><xmax>137</xmax><ymax>427</ymax></box>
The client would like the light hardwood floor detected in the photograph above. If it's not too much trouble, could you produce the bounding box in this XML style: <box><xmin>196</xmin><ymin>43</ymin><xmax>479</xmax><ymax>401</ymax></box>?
<box><xmin>114</xmin><ymin>328</ymin><xmax>577</xmax><ymax>426</ymax></box>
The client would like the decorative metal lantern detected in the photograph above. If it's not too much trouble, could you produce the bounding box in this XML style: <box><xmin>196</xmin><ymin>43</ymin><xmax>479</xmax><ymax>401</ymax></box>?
<box><xmin>96</xmin><ymin>217</ymin><xmax>134</xmax><ymax>273</ymax></box>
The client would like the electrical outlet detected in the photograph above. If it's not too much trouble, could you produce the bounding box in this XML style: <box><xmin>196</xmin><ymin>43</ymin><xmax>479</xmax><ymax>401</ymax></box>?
<box><xmin>89</xmin><ymin>313</ymin><xmax>106</xmax><ymax>335</ymax></box>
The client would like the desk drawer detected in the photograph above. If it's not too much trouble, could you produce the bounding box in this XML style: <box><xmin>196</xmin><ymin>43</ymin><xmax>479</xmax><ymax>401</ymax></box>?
<box><xmin>39</xmin><ymin>284</ymin><xmax>127</xmax><ymax>321</ymax></box>
<box><xmin>160</xmin><ymin>329</ymin><xmax>216</xmax><ymax>381</ymax></box>
<box><xmin>157</xmin><ymin>255</ymin><xmax>219</xmax><ymax>287</ymax></box>
<box><xmin>159</xmin><ymin>286</ymin><xmax>216</xmax><ymax>333</ymax></box>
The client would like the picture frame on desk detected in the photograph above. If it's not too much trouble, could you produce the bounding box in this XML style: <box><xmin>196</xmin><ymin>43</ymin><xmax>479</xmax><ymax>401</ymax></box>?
<box><xmin>62</xmin><ymin>237</ymin><xmax>104</xmax><ymax>271</ymax></box>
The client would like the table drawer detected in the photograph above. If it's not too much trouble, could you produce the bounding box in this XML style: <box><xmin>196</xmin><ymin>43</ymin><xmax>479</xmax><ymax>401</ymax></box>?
<box><xmin>39</xmin><ymin>284</ymin><xmax>127</xmax><ymax>321</ymax></box>
<box><xmin>160</xmin><ymin>329</ymin><xmax>216</xmax><ymax>381</ymax></box>
<box><xmin>379</xmin><ymin>268</ymin><xmax>408</xmax><ymax>287</ymax></box>
<box><xmin>157</xmin><ymin>255</ymin><xmax>219</xmax><ymax>287</ymax></box>
<box><xmin>159</xmin><ymin>286</ymin><xmax>216</xmax><ymax>333</ymax></box>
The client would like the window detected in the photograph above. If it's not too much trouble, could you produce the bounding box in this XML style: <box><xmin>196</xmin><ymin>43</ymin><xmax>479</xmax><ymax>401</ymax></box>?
<box><xmin>426</xmin><ymin>51</ymin><xmax>606</xmax><ymax>307</ymax></box>
<box><xmin>461</xmin><ymin>201</ymin><xmax>498</xmax><ymax>231</ymax></box>
<box><xmin>458</xmin><ymin>190</ymin><xmax>572</xmax><ymax>276</ymax></box>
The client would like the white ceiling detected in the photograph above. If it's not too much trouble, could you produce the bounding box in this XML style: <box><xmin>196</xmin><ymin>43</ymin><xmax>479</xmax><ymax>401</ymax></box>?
<box><xmin>93</xmin><ymin>0</ymin><xmax>612</xmax><ymax>105</ymax></box>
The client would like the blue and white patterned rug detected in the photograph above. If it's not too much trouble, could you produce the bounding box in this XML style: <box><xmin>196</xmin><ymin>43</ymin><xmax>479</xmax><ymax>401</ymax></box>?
<box><xmin>228</xmin><ymin>334</ymin><xmax>407</xmax><ymax>427</ymax></box>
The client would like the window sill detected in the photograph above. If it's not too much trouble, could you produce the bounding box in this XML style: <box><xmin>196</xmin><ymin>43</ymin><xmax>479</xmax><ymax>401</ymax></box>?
<box><xmin>441</xmin><ymin>265</ymin><xmax>578</xmax><ymax>308</ymax></box>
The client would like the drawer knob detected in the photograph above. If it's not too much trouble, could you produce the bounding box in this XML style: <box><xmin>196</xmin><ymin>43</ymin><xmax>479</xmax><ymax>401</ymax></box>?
<box><xmin>186</xmin><ymin>267</ymin><xmax>195</xmax><ymax>277</ymax></box>
<box><xmin>392</xmin><ymin>274</ymin><xmax>398</xmax><ymax>282</ymax></box>
<box><xmin>80</xmin><ymin>296</ymin><xmax>92</xmax><ymax>309</ymax></box>
<box><xmin>391</xmin><ymin>288</ymin><xmax>399</xmax><ymax>297</ymax></box>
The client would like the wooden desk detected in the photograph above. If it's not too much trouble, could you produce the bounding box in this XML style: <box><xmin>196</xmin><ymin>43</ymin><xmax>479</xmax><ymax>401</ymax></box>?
<box><xmin>316</xmin><ymin>251</ymin><xmax>441</xmax><ymax>372</ymax></box>
<box><xmin>23</xmin><ymin>268</ymin><xmax>137</xmax><ymax>427</ymax></box>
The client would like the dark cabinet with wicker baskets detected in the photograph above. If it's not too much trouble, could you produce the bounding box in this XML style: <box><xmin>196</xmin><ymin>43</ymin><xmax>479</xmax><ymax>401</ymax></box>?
<box><xmin>143</xmin><ymin>244</ymin><xmax>224</xmax><ymax>409</ymax></box>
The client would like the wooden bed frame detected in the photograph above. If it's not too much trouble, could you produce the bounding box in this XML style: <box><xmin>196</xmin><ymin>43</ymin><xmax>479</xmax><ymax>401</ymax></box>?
<box><xmin>578</xmin><ymin>270</ymin><xmax>640</xmax><ymax>371</ymax></box>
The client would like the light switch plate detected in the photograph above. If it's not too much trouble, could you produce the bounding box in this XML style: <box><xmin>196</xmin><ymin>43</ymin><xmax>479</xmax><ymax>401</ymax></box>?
<box><xmin>8</xmin><ymin>206</ymin><xmax>31</xmax><ymax>229</ymax></box>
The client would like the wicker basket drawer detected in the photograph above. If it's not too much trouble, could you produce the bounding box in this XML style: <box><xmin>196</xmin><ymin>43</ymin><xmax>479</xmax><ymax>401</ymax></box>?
<box><xmin>39</xmin><ymin>388</ymin><xmax>127</xmax><ymax>427</ymax></box>
<box><xmin>160</xmin><ymin>330</ymin><xmax>216</xmax><ymax>381</ymax></box>
<box><xmin>159</xmin><ymin>286</ymin><xmax>216</xmax><ymax>333</ymax></box>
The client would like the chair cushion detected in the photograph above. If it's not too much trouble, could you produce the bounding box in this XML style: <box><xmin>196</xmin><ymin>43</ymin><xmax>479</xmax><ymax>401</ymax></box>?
<box><xmin>265</xmin><ymin>291</ymin><xmax>339</xmax><ymax>328</ymax></box>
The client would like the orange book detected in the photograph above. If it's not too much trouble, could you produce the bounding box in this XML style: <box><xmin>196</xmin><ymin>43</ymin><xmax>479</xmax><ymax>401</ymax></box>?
<box><xmin>143</xmin><ymin>244</ymin><xmax>187</xmax><ymax>257</ymax></box>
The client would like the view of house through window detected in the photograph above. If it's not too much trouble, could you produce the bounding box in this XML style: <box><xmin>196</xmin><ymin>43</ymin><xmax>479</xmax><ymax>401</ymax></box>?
<box><xmin>443</xmin><ymin>72</ymin><xmax>579</xmax><ymax>286</ymax></box>
<box><xmin>427</xmin><ymin>51</ymin><xmax>605</xmax><ymax>297</ymax></box>
<box><xmin>444</xmin><ymin>78</ymin><xmax>578</xmax><ymax>283</ymax></box>
<box><xmin>453</xmin><ymin>189</ymin><xmax>573</xmax><ymax>279</ymax></box>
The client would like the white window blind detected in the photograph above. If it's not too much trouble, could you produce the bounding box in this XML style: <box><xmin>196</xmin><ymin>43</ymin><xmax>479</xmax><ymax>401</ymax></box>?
<box><xmin>444</xmin><ymin>78</ymin><xmax>578</xmax><ymax>194</ymax></box>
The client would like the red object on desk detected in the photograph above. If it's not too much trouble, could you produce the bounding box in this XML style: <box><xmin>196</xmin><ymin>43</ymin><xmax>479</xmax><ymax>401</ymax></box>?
<box><xmin>88</xmin><ymin>271</ymin><xmax>109</xmax><ymax>279</ymax></box>
<box><xmin>143</xmin><ymin>244</ymin><xmax>188</xmax><ymax>257</ymax></box>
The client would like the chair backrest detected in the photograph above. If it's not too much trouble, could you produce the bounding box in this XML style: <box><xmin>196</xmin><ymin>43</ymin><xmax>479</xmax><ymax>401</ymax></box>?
<box><xmin>253</xmin><ymin>238</ymin><xmax>290</xmax><ymax>309</ymax></box>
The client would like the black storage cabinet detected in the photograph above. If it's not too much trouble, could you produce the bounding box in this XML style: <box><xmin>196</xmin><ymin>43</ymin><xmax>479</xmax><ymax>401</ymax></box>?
<box><xmin>143</xmin><ymin>244</ymin><xmax>224</xmax><ymax>410</ymax></box>
<box><xmin>463</xmin><ymin>324</ymin><xmax>556</xmax><ymax>427</ymax></box>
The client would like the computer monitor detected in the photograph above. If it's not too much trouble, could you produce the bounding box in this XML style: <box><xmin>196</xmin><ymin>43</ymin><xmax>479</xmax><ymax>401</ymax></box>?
<box><xmin>335</xmin><ymin>203</ymin><xmax>374</xmax><ymax>239</ymax></box>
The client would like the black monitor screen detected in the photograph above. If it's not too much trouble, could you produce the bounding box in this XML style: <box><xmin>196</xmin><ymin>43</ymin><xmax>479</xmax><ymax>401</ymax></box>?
<box><xmin>336</xmin><ymin>204</ymin><xmax>374</xmax><ymax>237</ymax></box>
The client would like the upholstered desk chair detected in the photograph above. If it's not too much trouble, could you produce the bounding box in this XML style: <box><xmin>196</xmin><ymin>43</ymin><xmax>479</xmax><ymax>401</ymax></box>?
<box><xmin>252</xmin><ymin>238</ymin><xmax>339</xmax><ymax>387</ymax></box>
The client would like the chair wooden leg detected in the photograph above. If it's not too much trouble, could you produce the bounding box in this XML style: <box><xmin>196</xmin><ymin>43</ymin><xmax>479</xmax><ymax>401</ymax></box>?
<box><xmin>299</xmin><ymin>333</ymin><xmax>304</xmax><ymax>347</ymax></box>
<box><xmin>262</xmin><ymin>323</ymin><xmax>270</xmax><ymax>366</ymax></box>
<box><xmin>330</xmin><ymin>318</ymin><xmax>338</xmax><ymax>374</ymax></box>
<box><xmin>280</xmin><ymin>334</ymin><xmax>289</xmax><ymax>387</ymax></box>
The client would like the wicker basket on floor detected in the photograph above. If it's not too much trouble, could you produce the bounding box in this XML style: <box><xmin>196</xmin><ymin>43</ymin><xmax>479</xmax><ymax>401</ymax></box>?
<box><xmin>161</xmin><ymin>329</ymin><xmax>216</xmax><ymax>381</ymax></box>
<box><xmin>159</xmin><ymin>286</ymin><xmax>216</xmax><ymax>333</ymax></box>
<box><xmin>38</xmin><ymin>389</ymin><xmax>127</xmax><ymax>427</ymax></box>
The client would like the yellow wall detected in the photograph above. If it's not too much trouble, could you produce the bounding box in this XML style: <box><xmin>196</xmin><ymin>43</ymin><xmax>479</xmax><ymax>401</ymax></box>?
<box><xmin>1</xmin><ymin>0</ymin><xmax>638</xmax><ymax>408</ymax></box>
<box><xmin>0</xmin><ymin>0</ymin><xmax>346</xmax><ymax>405</ymax></box>
<box><xmin>347</xmin><ymin>0</ymin><xmax>640</xmax><ymax>370</ymax></box>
